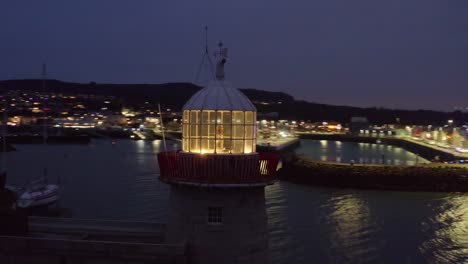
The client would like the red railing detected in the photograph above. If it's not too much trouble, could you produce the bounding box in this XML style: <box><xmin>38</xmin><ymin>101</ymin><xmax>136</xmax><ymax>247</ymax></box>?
<box><xmin>157</xmin><ymin>152</ymin><xmax>280</xmax><ymax>185</ymax></box>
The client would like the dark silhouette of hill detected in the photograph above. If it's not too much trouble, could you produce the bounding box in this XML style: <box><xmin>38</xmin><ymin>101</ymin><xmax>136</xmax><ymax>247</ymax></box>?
<box><xmin>0</xmin><ymin>79</ymin><xmax>200</xmax><ymax>109</ymax></box>
<box><xmin>257</xmin><ymin>100</ymin><xmax>467</xmax><ymax>126</ymax></box>
<box><xmin>0</xmin><ymin>79</ymin><xmax>465</xmax><ymax>125</ymax></box>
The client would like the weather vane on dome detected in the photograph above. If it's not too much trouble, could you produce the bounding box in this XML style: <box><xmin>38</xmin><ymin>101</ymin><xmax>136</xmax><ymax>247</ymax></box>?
<box><xmin>214</xmin><ymin>42</ymin><xmax>228</xmax><ymax>81</ymax></box>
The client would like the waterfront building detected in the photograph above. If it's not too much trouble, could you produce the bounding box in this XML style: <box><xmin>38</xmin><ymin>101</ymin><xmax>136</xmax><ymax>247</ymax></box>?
<box><xmin>349</xmin><ymin>116</ymin><xmax>369</xmax><ymax>134</ymax></box>
<box><xmin>158</xmin><ymin>44</ymin><xmax>279</xmax><ymax>263</ymax></box>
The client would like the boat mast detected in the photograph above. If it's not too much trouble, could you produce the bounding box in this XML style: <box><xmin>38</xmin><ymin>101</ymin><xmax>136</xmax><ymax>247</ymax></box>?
<box><xmin>42</xmin><ymin>63</ymin><xmax>48</xmax><ymax>145</ymax></box>
<box><xmin>158</xmin><ymin>103</ymin><xmax>167</xmax><ymax>152</ymax></box>
<box><xmin>1</xmin><ymin>99</ymin><xmax>7</xmax><ymax>178</ymax></box>
<box><xmin>41</xmin><ymin>63</ymin><xmax>50</xmax><ymax>184</ymax></box>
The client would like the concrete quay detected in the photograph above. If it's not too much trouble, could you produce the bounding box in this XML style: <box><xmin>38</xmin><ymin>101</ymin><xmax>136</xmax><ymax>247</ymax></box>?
<box><xmin>256</xmin><ymin>137</ymin><xmax>300</xmax><ymax>153</ymax></box>
<box><xmin>297</xmin><ymin>133</ymin><xmax>466</xmax><ymax>162</ymax></box>
<box><xmin>0</xmin><ymin>217</ymin><xmax>188</xmax><ymax>264</ymax></box>
<box><xmin>399</xmin><ymin>136</ymin><xmax>468</xmax><ymax>160</ymax></box>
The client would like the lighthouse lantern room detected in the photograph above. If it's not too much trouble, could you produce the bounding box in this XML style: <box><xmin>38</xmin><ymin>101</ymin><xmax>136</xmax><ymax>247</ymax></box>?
<box><xmin>158</xmin><ymin>42</ymin><xmax>279</xmax><ymax>263</ymax></box>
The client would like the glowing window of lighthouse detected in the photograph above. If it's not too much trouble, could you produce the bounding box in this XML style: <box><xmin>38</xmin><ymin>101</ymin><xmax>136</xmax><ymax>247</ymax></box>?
<box><xmin>182</xmin><ymin>110</ymin><xmax>256</xmax><ymax>154</ymax></box>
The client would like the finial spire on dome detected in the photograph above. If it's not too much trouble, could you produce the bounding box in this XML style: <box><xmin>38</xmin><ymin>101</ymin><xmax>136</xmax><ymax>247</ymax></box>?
<box><xmin>215</xmin><ymin>42</ymin><xmax>228</xmax><ymax>81</ymax></box>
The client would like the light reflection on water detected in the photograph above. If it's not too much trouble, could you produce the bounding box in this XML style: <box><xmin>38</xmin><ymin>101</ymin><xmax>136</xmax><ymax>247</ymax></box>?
<box><xmin>4</xmin><ymin>139</ymin><xmax>468</xmax><ymax>263</ymax></box>
<box><xmin>265</xmin><ymin>183</ymin><xmax>468</xmax><ymax>263</ymax></box>
<box><xmin>297</xmin><ymin>139</ymin><xmax>429</xmax><ymax>165</ymax></box>
<box><xmin>420</xmin><ymin>196</ymin><xmax>468</xmax><ymax>263</ymax></box>
<box><xmin>325</xmin><ymin>194</ymin><xmax>378</xmax><ymax>263</ymax></box>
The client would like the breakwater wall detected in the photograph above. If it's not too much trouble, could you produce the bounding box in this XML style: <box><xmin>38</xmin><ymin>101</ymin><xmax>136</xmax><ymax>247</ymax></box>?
<box><xmin>279</xmin><ymin>156</ymin><xmax>468</xmax><ymax>192</ymax></box>
<box><xmin>298</xmin><ymin>134</ymin><xmax>462</xmax><ymax>162</ymax></box>
<box><xmin>6</xmin><ymin>135</ymin><xmax>90</xmax><ymax>144</ymax></box>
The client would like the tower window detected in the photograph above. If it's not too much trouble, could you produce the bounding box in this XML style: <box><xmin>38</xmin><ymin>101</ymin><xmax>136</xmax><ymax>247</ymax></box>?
<box><xmin>207</xmin><ymin>207</ymin><xmax>223</xmax><ymax>224</ymax></box>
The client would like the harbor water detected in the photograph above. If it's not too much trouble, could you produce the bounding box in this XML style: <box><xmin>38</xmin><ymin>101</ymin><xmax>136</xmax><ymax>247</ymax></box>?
<box><xmin>4</xmin><ymin>139</ymin><xmax>468</xmax><ymax>263</ymax></box>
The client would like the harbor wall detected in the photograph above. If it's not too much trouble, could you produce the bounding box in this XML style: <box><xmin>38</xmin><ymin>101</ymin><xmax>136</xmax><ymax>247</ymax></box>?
<box><xmin>0</xmin><ymin>235</ymin><xmax>188</xmax><ymax>264</ymax></box>
<box><xmin>0</xmin><ymin>217</ymin><xmax>188</xmax><ymax>264</ymax></box>
<box><xmin>298</xmin><ymin>134</ymin><xmax>463</xmax><ymax>162</ymax></box>
<box><xmin>280</xmin><ymin>156</ymin><xmax>468</xmax><ymax>192</ymax></box>
<box><xmin>6</xmin><ymin>135</ymin><xmax>90</xmax><ymax>144</ymax></box>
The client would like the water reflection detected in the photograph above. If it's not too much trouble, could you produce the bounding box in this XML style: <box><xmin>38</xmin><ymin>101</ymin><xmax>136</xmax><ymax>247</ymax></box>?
<box><xmin>420</xmin><ymin>196</ymin><xmax>468</xmax><ymax>263</ymax></box>
<box><xmin>265</xmin><ymin>183</ymin><xmax>294</xmax><ymax>262</ymax></box>
<box><xmin>297</xmin><ymin>140</ymin><xmax>429</xmax><ymax>165</ymax></box>
<box><xmin>325</xmin><ymin>193</ymin><xmax>378</xmax><ymax>263</ymax></box>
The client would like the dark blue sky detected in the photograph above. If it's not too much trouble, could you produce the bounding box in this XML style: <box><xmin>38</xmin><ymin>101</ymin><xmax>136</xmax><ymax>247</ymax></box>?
<box><xmin>1</xmin><ymin>1</ymin><xmax>467</xmax><ymax>111</ymax></box>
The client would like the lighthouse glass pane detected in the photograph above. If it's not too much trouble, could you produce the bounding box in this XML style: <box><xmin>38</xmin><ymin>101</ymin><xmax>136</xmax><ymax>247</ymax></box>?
<box><xmin>182</xmin><ymin>121</ymin><xmax>188</xmax><ymax>139</ymax></box>
<box><xmin>190</xmin><ymin>137</ymin><xmax>200</xmax><ymax>152</ymax></box>
<box><xmin>209</xmin><ymin>111</ymin><xmax>216</xmax><ymax>124</ymax></box>
<box><xmin>217</xmin><ymin>124</ymin><xmax>231</xmax><ymax>153</ymax></box>
<box><xmin>216</xmin><ymin>111</ymin><xmax>222</xmax><ymax>125</ymax></box>
<box><xmin>233</xmin><ymin>125</ymin><xmax>244</xmax><ymax>139</ymax></box>
<box><xmin>182</xmin><ymin>138</ymin><xmax>189</xmax><ymax>151</ymax></box>
<box><xmin>190</xmin><ymin>111</ymin><xmax>198</xmax><ymax>124</ymax></box>
<box><xmin>201</xmin><ymin>111</ymin><xmax>209</xmax><ymax>124</ymax></box>
<box><xmin>208</xmin><ymin>124</ymin><xmax>215</xmax><ymax>137</ymax></box>
<box><xmin>201</xmin><ymin>139</ymin><xmax>215</xmax><ymax>153</ymax></box>
<box><xmin>233</xmin><ymin>111</ymin><xmax>244</xmax><ymax>124</ymax></box>
<box><xmin>245</xmin><ymin>125</ymin><xmax>253</xmax><ymax>139</ymax></box>
<box><xmin>201</xmin><ymin>124</ymin><xmax>208</xmax><ymax>137</ymax></box>
<box><xmin>245</xmin><ymin>111</ymin><xmax>254</xmax><ymax>124</ymax></box>
<box><xmin>253</xmin><ymin>114</ymin><xmax>257</xmax><ymax>138</ymax></box>
<box><xmin>223</xmin><ymin>124</ymin><xmax>232</xmax><ymax>138</ymax></box>
<box><xmin>209</xmin><ymin>139</ymin><xmax>216</xmax><ymax>152</ymax></box>
<box><xmin>232</xmin><ymin>139</ymin><xmax>244</xmax><ymax>153</ymax></box>
<box><xmin>244</xmin><ymin>139</ymin><xmax>253</xmax><ymax>153</ymax></box>
<box><xmin>217</xmin><ymin>140</ymin><xmax>230</xmax><ymax>153</ymax></box>
<box><xmin>221</xmin><ymin>111</ymin><xmax>231</xmax><ymax>124</ymax></box>
<box><xmin>190</xmin><ymin>124</ymin><xmax>198</xmax><ymax>137</ymax></box>
<box><xmin>183</xmin><ymin>110</ymin><xmax>189</xmax><ymax>123</ymax></box>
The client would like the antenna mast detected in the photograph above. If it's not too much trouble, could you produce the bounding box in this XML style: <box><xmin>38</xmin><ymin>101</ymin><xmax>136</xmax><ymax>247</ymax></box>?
<box><xmin>194</xmin><ymin>26</ymin><xmax>215</xmax><ymax>85</ymax></box>
<box><xmin>205</xmin><ymin>26</ymin><xmax>208</xmax><ymax>54</ymax></box>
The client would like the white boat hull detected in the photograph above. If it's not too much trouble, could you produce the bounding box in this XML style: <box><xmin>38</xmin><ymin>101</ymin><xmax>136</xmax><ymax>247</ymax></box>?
<box><xmin>18</xmin><ymin>194</ymin><xmax>59</xmax><ymax>208</ymax></box>
<box><xmin>17</xmin><ymin>184</ymin><xmax>60</xmax><ymax>208</ymax></box>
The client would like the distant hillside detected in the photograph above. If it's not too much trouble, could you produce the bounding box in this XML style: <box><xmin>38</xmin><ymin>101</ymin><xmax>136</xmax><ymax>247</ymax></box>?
<box><xmin>0</xmin><ymin>79</ymin><xmax>465</xmax><ymax>125</ymax></box>
<box><xmin>255</xmin><ymin>100</ymin><xmax>466</xmax><ymax>126</ymax></box>
<box><xmin>0</xmin><ymin>79</ymin><xmax>201</xmax><ymax>109</ymax></box>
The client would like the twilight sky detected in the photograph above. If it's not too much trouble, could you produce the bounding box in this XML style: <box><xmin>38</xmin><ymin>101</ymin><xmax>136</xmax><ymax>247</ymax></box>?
<box><xmin>1</xmin><ymin>1</ymin><xmax>467</xmax><ymax>111</ymax></box>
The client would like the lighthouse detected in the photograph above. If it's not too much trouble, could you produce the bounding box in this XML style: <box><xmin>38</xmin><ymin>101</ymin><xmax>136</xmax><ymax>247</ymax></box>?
<box><xmin>158</xmin><ymin>43</ymin><xmax>279</xmax><ymax>263</ymax></box>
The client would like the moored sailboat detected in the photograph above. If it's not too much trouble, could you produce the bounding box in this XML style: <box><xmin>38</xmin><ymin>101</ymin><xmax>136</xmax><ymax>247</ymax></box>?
<box><xmin>14</xmin><ymin>64</ymin><xmax>61</xmax><ymax>208</ymax></box>
<box><xmin>17</xmin><ymin>176</ymin><xmax>59</xmax><ymax>208</ymax></box>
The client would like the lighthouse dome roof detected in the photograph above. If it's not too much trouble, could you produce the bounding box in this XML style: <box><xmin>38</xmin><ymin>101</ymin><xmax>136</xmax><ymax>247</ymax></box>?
<box><xmin>183</xmin><ymin>80</ymin><xmax>256</xmax><ymax>111</ymax></box>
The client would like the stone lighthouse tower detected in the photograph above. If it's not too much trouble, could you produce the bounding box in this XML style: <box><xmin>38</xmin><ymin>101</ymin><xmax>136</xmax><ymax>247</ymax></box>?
<box><xmin>158</xmin><ymin>44</ymin><xmax>279</xmax><ymax>263</ymax></box>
